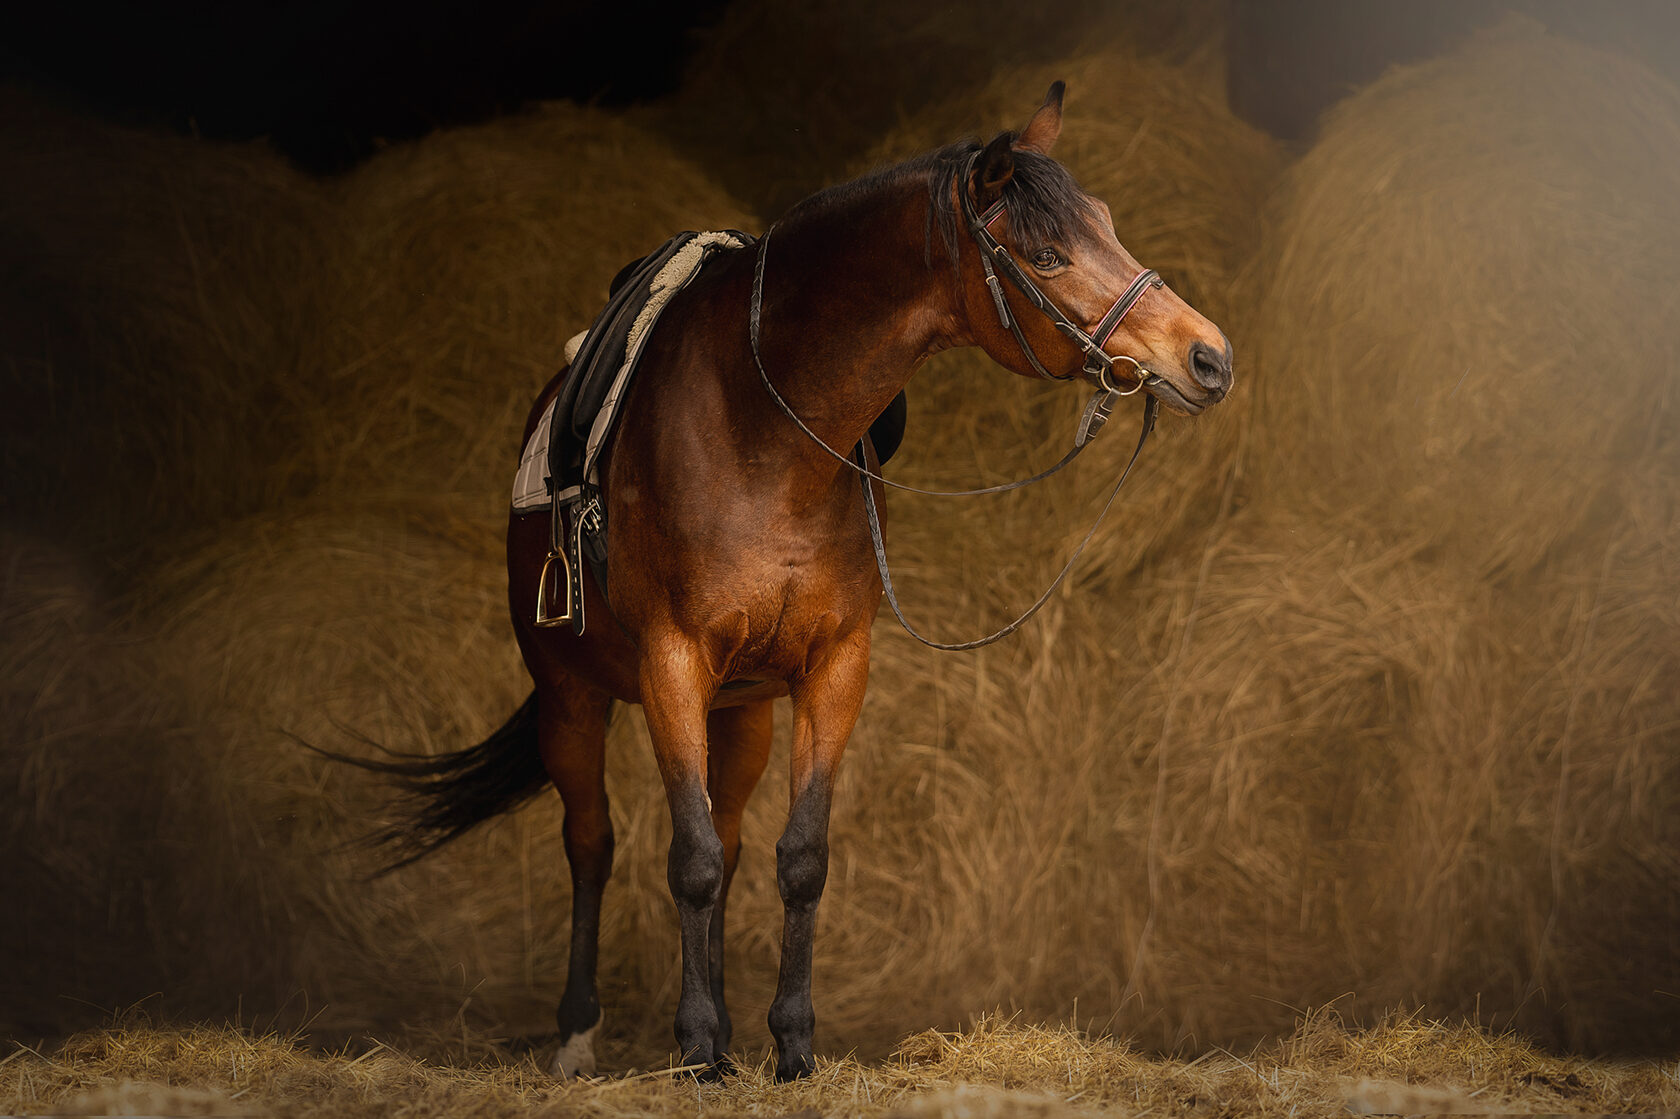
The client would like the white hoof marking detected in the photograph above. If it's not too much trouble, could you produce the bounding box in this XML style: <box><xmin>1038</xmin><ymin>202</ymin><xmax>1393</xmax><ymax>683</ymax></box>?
<box><xmin>550</xmin><ymin>1024</ymin><xmax>598</xmax><ymax>1079</ymax></box>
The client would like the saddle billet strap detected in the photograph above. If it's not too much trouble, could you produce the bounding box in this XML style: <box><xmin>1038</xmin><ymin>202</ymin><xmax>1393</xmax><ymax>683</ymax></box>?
<box><xmin>751</xmin><ymin>227</ymin><xmax>1095</xmax><ymax>497</ymax></box>
<box><xmin>861</xmin><ymin>394</ymin><xmax>1158</xmax><ymax>652</ymax></box>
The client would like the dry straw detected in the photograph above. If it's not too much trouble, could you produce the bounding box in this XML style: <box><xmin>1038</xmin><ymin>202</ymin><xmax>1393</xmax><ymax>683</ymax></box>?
<box><xmin>3</xmin><ymin>1012</ymin><xmax>1676</xmax><ymax>1117</ymax></box>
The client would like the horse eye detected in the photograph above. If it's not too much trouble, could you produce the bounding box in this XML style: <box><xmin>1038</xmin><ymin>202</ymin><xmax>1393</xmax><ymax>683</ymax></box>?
<box><xmin>1033</xmin><ymin>248</ymin><xmax>1064</xmax><ymax>270</ymax></box>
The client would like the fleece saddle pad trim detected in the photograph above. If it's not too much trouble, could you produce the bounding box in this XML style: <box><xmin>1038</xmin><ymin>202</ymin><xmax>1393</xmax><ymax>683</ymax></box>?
<box><xmin>511</xmin><ymin>230</ymin><xmax>751</xmax><ymax>514</ymax></box>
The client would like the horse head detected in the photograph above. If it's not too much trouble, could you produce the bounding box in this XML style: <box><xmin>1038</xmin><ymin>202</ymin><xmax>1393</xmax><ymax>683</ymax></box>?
<box><xmin>957</xmin><ymin>82</ymin><xmax>1233</xmax><ymax>416</ymax></box>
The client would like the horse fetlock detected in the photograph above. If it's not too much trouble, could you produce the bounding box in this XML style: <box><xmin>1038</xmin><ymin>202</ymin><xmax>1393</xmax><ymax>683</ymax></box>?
<box><xmin>674</xmin><ymin>995</ymin><xmax>721</xmax><ymax>1070</ymax></box>
<box><xmin>767</xmin><ymin>994</ymin><xmax>815</xmax><ymax>1047</ymax></box>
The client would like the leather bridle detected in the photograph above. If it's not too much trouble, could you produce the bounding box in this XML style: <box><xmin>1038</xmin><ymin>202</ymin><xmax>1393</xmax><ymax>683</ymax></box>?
<box><xmin>750</xmin><ymin>149</ymin><xmax>1170</xmax><ymax>650</ymax></box>
<box><xmin>960</xmin><ymin>151</ymin><xmax>1164</xmax><ymax>393</ymax></box>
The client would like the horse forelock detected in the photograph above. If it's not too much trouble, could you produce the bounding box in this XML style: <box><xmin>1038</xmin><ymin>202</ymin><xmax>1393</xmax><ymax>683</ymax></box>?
<box><xmin>923</xmin><ymin>139</ymin><xmax>1097</xmax><ymax>275</ymax></box>
<box><xmin>780</xmin><ymin>139</ymin><xmax>1095</xmax><ymax>279</ymax></box>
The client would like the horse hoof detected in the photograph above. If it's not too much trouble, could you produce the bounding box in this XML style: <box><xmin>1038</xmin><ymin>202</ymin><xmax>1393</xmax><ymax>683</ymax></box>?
<box><xmin>774</xmin><ymin>1053</ymin><xmax>815</xmax><ymax>1082</ymax></box>
<box><xmin>549</xmin><ymin>1025</ymin><xmax>598</xmax><ymax>1079</ymax></box>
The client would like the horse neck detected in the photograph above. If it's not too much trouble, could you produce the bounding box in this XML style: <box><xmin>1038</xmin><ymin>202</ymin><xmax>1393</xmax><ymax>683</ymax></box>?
<box><xmin>749</xmin><ymin>170</ymin><xmax>966</xmax><ymax>471</ymax></box>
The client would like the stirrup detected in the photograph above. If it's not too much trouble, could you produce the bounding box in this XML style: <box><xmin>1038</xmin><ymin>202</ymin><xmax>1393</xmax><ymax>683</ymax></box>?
<box><xmin>533</xmin><ymin>549</ymin><xmax>574</xmax><ymax>627</ymax></box>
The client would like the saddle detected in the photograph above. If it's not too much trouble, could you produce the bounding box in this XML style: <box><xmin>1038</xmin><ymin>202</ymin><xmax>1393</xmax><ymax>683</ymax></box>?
<box><xmin>514</xmin><ymin>231</ymin><xmax>908</xmax><ymax>635</ymax></box>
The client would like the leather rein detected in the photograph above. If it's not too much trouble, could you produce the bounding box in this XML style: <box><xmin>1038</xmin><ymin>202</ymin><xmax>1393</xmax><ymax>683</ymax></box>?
<box><xmin>751</xmin><ymin>152</ymin><xmax>1164</xmax><ymax>650</ymax></box>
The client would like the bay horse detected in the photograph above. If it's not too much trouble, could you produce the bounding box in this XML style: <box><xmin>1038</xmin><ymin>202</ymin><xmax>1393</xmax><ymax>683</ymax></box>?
<box><xmin>358</xmin><ymin>83</ymin><xmax>1232</xmax><ymax>1081</ymax></box>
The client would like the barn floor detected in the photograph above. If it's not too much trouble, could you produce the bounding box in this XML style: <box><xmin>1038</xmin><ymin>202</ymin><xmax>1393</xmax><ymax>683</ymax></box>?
<box><xmin>4</xmin><ymin>1013</ymin><xmax>1676</xmax><ymax>1117</ymax></box>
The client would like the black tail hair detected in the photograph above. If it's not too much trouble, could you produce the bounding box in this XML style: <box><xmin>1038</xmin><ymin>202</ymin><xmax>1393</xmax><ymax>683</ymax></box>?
<box><xmin>307</xmin><ymin>691</ymin><xmax>552</xmax><ymax>874</ymax></box>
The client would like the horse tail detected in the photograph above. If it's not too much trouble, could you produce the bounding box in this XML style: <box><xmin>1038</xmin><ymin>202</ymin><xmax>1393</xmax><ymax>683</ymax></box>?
<box><xmin>314</xmin><ymin>692</ymin><xmax>553</xmax><ymax>874</ymax></box>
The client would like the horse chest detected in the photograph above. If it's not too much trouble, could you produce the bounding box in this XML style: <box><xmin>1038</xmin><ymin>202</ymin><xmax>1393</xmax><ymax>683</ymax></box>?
<box><xmin>614</xmin><ymin>510</ymin><xmax>871</xmax><ymax>679</ymax></box>
<box><xmin>701</xmin><ymin>553</ymin><xmax>872</xmax><ymax>677</ymax></box>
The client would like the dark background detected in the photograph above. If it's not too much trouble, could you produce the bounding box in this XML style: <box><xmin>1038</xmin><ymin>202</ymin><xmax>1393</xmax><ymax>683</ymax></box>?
<box><xmin>8</xmin><ymin>0</ymin><xmax>1680</xmax><ymax>174</ymax></box>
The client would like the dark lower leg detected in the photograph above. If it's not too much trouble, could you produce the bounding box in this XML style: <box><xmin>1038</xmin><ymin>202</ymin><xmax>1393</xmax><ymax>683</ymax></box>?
<box><xmin>537</xmin><ymin>686</ymin><xmax>613</xmax><ymax>1075</ymax></box>
<box><xmin>555</xmin><ymin>813</ymin><xmax>612</xmax><ymax>1041</ymax></box>
<box><xmin>767</xmin><ymin>632</ymin><xmax>867</xmax><ymax>1082</ymax></box>
<box><xmin>769</xmin><ymin>784</ymin><xmax>832</xmax><ymax>1081</ymax></box>
<box><xmin>666</xmin><ymin>779</ymin><xmax>724</xmax><ymax>1071</ymax></box>
<box><xmin>702</xmin><ymin>701</ymin><xmax>772</xmax><ymax>1064</ymax></box>
<box><xmin>706</xmin><ymin>869</ymin><xmax>733</xmax><ymax>1058</ymax></box>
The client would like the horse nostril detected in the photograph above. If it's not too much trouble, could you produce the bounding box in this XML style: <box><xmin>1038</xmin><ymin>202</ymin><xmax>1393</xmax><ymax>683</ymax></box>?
<box><xmin>1188</xmin><ymin>340</ymin><xmax>1231</xmax><ymax>393</ymax></box>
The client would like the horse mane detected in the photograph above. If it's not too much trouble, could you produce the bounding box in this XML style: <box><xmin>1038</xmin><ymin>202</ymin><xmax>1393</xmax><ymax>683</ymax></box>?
<box><xmin>783</xmin><ymin>137</ymin><xmax>1096</xmax><ymax>275</ymax></box>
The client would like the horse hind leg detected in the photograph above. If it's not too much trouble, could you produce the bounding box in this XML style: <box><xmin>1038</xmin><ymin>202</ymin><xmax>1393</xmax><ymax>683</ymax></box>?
<box><xmin>537</xmin><ymin>679</ymin><xmax>615</xmax><ymax>1078</ymax></box>
<box><xmin>703</xmin><ymin>700</ymin><xmax>774</xmax><ymax>1067</ymax></box>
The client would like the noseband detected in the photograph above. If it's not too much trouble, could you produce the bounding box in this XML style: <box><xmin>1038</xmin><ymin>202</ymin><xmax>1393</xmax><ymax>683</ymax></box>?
<box><xmin>960</xmin><ymin>152</ymin><xmax>1165</xmax><ymax>392</ymax></box>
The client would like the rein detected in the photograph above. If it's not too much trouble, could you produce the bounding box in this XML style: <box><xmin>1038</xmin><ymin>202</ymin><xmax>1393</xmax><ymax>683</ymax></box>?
<box><xmin>750</xmin><ymin>156</ymin><xmax>1164</xmax><ymax>650</ymax></box>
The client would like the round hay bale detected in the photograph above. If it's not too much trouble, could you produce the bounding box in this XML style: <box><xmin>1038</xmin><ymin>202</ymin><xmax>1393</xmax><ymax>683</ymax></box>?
<box><xmin>1240</xmin><ymin>19</ymin><xmax>1680</xmax><ymax>578</ymax></box>
<box><xmin>124</xmin><ymin>496</ymin><xmax>554</xmax><ymax>1034</ymax></box>
<box><xmin>0</xmin><ymin>530</ymin><xmax>289</xmax><ymax>1032</ymax></box>
<box><xmin>308</xmin><ymin>105</ymin><xmax>758</xmax><ymax>504</ymax></box>
<box><xmin>0</xmin><ymin>93</ymin><xmax>757</xmax><ymax>565</ymax></box>
<box><xmin>0</xmin><ymin>90</ymin><xmax>344</xmax><ymax>559</ymax></box>
<box><xmin>1200</xmin><ymin>19</ymin><xmax>1680</xmax><ymax>1048</ymax></box>
<box><xmin>647</xmin><ymin>0</ymin><xmax>1228</xmax><ymax>217</ymax></box>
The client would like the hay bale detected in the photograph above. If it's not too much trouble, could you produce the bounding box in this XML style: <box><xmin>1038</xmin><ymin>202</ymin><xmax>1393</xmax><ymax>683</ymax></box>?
<box><xmin>1178</xmin><ymin>20</ymin><xmax>1680</xmax><ymax>1048</ymax></box>
<box><xmin>0</xmin><ymin>90</ymin><xmax>343</xmax><ymax>559</ymax></box>
<box><xmin>125</xmin><ymin>496</ymin><xmax>557</xmax><ymax>1034</ymax></box>
<box><xmin>1241</xmin><ymin>19</ymin><xmax>1680</xmax><ymax>577</ymax></box>
<box><xmin>0</xmin><ymin>92</ymin><xmax>755</xmax><ymax>565</ymax></box>
<box><xmin>307</xmin><ymin>105</ymin><xmax>757</xmax><ymax>503</ymax></box>
<box><xmin>644</xmin><ymin>0</ymin><xmax>1227</xmax><ymax>216</ymax></box>
<box><xmin>0</xmin><ymin>530</ymin><xmax>289</xmax><ymax>1032</ymax></box>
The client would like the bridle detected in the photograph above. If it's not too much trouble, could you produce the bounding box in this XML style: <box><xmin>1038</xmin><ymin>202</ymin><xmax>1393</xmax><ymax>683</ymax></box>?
<box><xmin>751</xmin><ymin>149</ymin><xmax>1168</xmax><ymax>650</ymax></box>
<box><xmin>961</xmin><ymin>151</ymin><xmax>1165</xmax><ymax>393</ymax></box>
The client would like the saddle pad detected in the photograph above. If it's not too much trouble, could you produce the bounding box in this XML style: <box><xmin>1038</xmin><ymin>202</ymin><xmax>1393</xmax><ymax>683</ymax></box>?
<box><xmin>511</xmin><ymin>230</ymin><xmax>750</xmax><ymax>513</ymax></box>
<box><xmin>510</xmin><ymin>331</ymin><xmax>586</xmax><ymax>511</ymax></box>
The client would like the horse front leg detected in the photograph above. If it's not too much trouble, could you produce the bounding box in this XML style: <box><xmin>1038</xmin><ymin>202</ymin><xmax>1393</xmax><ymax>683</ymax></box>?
<box><xmin>638</xmin><ymin>635</ymin><xmax>728</xmax><ymax>1075</ymax></box>
<box><xmin>704</xmin><ymin>701</ymin><xmax>774</xmax><ymax>1066</ymax></box>
<box><xmin>769</xmin><ymin>627</ymin><xmax>871</xmax><ymax>1081</ymax></box>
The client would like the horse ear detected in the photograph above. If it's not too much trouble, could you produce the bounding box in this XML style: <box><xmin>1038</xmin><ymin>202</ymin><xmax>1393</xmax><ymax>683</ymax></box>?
<box><xmin>1017</xmin><ymin>80</ymin><xmax>1065</xmax><ymax>155</ymax></box>
<box><xmin>973</xmin><ymin>131</ymin><xmax>1015</xmax><ymax>210</ymax></box>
